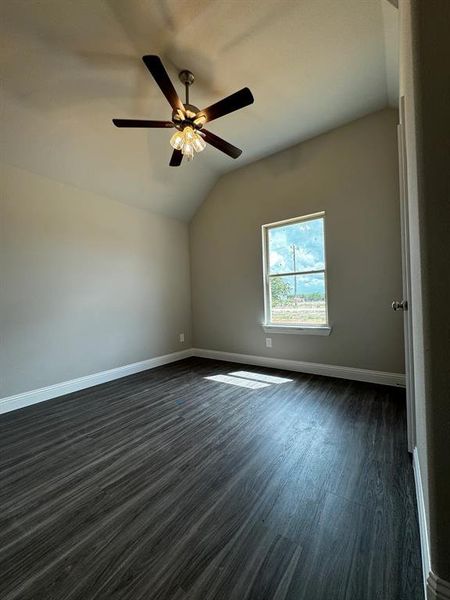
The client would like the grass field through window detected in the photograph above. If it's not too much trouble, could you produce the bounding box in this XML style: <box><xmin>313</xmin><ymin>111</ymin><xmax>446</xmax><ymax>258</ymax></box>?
<box><xmin>271</xmin><ymin>300</ymin><xmax>326</xmax><ymax>324</ymax></box>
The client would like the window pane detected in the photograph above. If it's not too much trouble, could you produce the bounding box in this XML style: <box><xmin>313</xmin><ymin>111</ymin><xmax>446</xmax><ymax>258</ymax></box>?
<box><xmin>268</xmin><ymin>217</ymin><xmax>325</xmax><ymax>274</ymax></box>
<box><xmin>270</xmin><ymin>273</ymin><xmax>327</xmax><ymax>325</ymax></box>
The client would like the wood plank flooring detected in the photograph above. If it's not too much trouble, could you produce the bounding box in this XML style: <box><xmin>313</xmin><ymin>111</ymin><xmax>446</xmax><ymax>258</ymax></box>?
<box><xmin>0</xmin><ymin>358</ymin><xmax>423</xmax><ymax>600</ymax></box>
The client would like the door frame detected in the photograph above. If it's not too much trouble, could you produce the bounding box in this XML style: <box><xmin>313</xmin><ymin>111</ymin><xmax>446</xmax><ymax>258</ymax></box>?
<box><xmin>398</xmin><ymin>96</ymin><xmax>416</xmax><ymax>452</ymax></box>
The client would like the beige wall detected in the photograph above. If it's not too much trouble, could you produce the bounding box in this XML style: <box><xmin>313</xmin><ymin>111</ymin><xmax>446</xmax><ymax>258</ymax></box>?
<box><xmin>190</xmin><ymin>108</ymin><xmax>404</xmax><ymax>374</ymax></box>
<box><xmin>0</xmin><ymin>163</ymin><xmax>191</xmax><ymax>398</ymax></box>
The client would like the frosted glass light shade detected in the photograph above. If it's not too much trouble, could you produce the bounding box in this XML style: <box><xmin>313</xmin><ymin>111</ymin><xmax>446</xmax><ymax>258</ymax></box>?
<box><xmin>193</xmin><ymin>135</ymin><xmax>206</xmax><ymax>152</ymax></box>
<box><xmin>183</xmin><ymin>143</ymin><xmax>194</xmax><ymax>160</ymax></box>
<box><xmin>184</xmin><ymin>126</ymin><xmax>195</xmax><ymax>142</ymax></box>
<box><xmin>170</xmin><ymin>131</ymin><xmax>184</xmax><ymax>150</ymax></box>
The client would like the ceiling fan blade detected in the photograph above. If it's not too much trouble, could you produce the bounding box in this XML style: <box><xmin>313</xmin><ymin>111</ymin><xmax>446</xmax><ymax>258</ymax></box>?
<box><xmin>142</xmin><ymin>55</ymin><xmax>184</xmax><ymax>112</ymax></box>
<box><xmin>198</xmin><ymin>87</ymin><xmax>254</xmax><ymax>123</ymax></box>
<box><xmin>169</xmin><ymin>149</ymin><xmax>183</xmax><ymax>167</ymax></box>
<box><xmin>201</xmin><ymin>129</ymin><xmax>242</xmax><ymax>159</ymax></box>
<box><xmin>113</xmin><ymin>119</ymin><xmax>174</xmax><ymax>128</ymax></box>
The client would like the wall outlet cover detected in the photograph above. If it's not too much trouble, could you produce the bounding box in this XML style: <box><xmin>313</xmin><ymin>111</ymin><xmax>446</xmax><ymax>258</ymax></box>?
<box><xmin>179</xmin><ymin>333</ymin><xmax>185</xmax><ymax>343</ymax></box>
<box><xmin>266</xmin><ymin>338</ymin><xmax>272</xmax><ymax>348</ymax></box>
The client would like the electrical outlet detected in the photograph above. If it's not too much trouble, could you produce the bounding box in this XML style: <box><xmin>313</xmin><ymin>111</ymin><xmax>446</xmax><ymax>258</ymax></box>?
<box><xmin>266</xmin><ymin>337</ymin><xmax>272</xmax><ymax>348</ymax></box>
<box><xmin>179</xmin><ymin>333</ymin><xmax>185</xmax><ymax>343</ymax></box>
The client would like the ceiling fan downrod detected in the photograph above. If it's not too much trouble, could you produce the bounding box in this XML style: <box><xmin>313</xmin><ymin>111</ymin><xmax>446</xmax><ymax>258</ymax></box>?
<box><xmin>179</xmin><ymin>70</ymin><xmax>195</xmax><ymax>105</ymax></box>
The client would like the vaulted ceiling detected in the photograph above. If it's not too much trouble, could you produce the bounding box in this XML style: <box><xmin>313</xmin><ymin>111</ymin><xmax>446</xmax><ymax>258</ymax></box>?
<box><xmin>0</xmin><ymin>0</ymin><xmax>398</xmax><ymax>221</ymax></box>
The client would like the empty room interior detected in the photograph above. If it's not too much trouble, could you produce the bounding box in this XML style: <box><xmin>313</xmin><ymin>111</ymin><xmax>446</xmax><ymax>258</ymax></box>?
<box><xmin>1</xmin><ymin>1</ymin><xmax>449</xmax><ymax>599</ymax></box>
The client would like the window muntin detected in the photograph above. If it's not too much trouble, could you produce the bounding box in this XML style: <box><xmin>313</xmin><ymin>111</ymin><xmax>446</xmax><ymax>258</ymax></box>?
<box><xmin>263</xmin><ymin>213</ymin><xmax>328</xmax><ymax>327</ymax></box>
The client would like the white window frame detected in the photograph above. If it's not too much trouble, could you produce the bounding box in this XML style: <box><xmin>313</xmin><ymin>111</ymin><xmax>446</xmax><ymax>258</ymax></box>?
<box><xmin>261</xmin><ymin>211</ymin><xmax>332</xmax><ymax>336</ymax></box>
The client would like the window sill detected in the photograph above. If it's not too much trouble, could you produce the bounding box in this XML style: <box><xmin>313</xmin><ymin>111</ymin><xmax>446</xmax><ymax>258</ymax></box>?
<box><xmin>262</xmin><ymin>324</ymin><xmax>332</xmax><ymax>336</ymax></box>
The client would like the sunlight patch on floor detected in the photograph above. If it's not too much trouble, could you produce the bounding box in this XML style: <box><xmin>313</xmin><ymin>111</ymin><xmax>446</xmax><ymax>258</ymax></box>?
<box><xmin>230</xmin><ymin>371</ymin><xmax>293</xmax><ymax>384</ymax></box>
<box><xmin>204</xmin><ymin>375</ymin><xmax>270</xmax><ymax>389</ymax></box>
<box><xmin>205</xmin><ymin>371</ymin><xmax>292</xmax><ymax>389</ymax></box>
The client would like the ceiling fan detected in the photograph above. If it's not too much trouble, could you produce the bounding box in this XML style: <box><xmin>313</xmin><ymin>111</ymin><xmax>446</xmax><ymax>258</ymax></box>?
<box><xmin>112</xmin><ymin>55</ymin><xmax>254</xmax><ymax>166</ymax></box>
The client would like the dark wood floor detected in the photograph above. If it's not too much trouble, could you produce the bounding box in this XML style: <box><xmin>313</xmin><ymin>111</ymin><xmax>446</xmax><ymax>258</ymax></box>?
<box><xmin>0</xmin><ymin>358</ymin><xmax>423</xmax><ymax>600</ymax></box>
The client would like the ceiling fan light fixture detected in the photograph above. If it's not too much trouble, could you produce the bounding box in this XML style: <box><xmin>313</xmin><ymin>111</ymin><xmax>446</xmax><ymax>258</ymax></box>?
<box><xmin>170</xmin><ymin>125</ymin><xmax>206</xmax><ymax>160</ymax></box>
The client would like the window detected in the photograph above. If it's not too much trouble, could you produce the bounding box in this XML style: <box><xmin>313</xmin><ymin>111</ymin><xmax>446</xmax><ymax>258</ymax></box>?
<box><xmin>262</xmin><ymin>212</ymin><xmax>329</xmax><ymax>332</ymax></box>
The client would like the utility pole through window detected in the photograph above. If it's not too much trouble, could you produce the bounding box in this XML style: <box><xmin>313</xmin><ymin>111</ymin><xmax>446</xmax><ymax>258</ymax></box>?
<box><xmin>291</xmin><ymin>244</ymin><xmax>298</xmax><ymax>297</ymax></box>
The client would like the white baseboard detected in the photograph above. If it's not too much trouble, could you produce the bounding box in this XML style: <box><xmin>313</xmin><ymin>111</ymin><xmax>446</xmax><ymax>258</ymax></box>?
<box><xmin>413</xmin><ymin>447</ymin><xmax>431</xmax><ymax>597</ymax></box>
<box><xmin>192</xmin><ymin>348</ymin><xmax>406</xmax><ymax>387</ymax></box>
<box><xmin>0</xmin><ymin>349</ymin><xmax>192</xmax><ymax>415</ymax></box>
<box><xmin>0</xmin><ymin>347</ymin><xmax>406</xmax><ymax>416</ymax></box>
<box><xmin>413</xmin><ymin>447</ymin><xmax>450</xmax><ymax>600</ymax></box>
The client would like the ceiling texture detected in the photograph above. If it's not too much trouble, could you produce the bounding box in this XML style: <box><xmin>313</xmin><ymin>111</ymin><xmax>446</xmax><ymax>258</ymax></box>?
<box><xmin>0</xmin><ymin>0</ymin><xmax>398</xmax><ymax>221</ymax></box>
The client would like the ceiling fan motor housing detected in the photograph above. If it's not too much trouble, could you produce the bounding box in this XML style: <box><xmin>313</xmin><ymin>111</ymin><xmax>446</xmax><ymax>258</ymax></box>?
<box><xmin>172</xmin><ymin>104</ymin><xmax>202</xmax><ymax>131</ymax></box>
